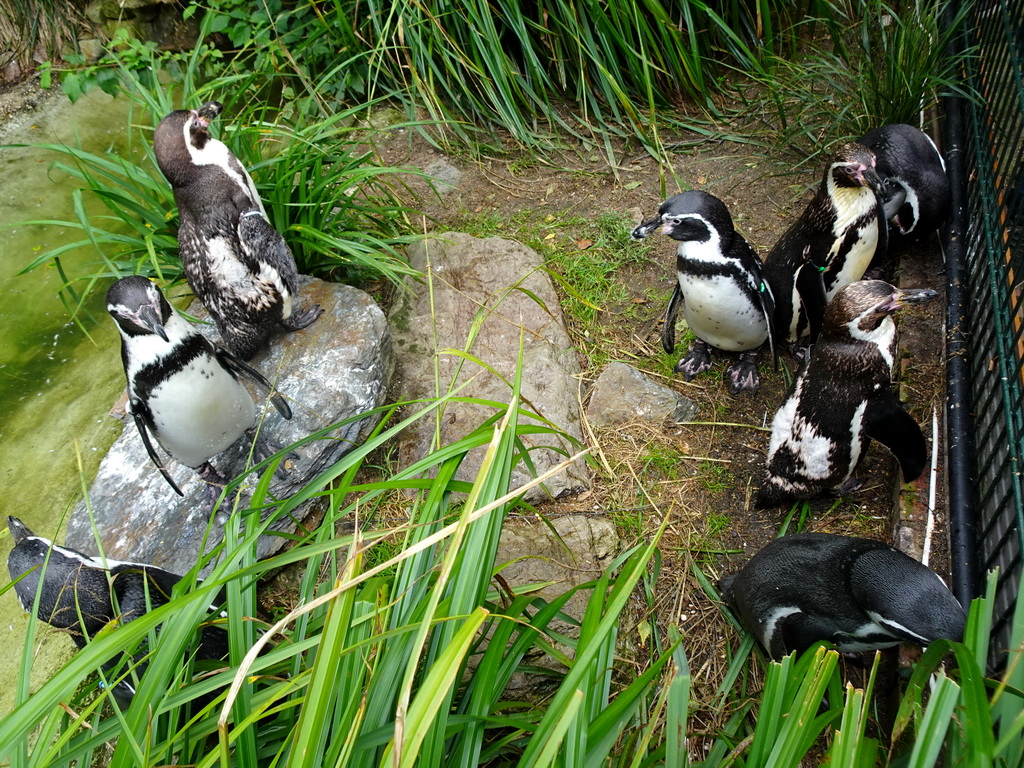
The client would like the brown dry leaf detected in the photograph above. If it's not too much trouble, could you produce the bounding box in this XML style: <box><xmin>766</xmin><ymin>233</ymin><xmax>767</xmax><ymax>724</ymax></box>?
<box><xmin>576</xmin><ymin>238</ymin><xmax>594</xmax><ymax>250</ymax></box>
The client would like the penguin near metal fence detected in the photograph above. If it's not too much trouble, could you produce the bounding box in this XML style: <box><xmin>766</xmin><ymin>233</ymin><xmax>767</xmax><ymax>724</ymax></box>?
<box><xmin>755</xmin><ymin>280</ymin><xmax>937</xmax><ymax>509</ymax></box>
<box><xmin>632</xmin><ymin>190</ymin><xmax>777</xmax><ymax>395</ymax></box>
<box><xmin>106</xmin><ymin>276</ymin><xmax>294</xmax><ymax>517</ymax></box>
<box><xmin>718</xmin><ymin>533</ymin><xmax>966</xmax><ymax>659</ymax></box>
<box><xmin>762</xmin><ymin>143</ymin><xmax>887</xmax><ymax>347</ymax></box>
<box><xmin>153</xmin><ymin>100</ymin><xmax>323</xmax><ymax>361</ymax></box>
<box><xmin>858</xmin><ymin>123</ymin><xmax>951</xmax><ymax>255</ymax></box>
<box><xmin>6</xmin><ymin>516</ymin><xmax>229</xmax><ymax>707</ymax></box>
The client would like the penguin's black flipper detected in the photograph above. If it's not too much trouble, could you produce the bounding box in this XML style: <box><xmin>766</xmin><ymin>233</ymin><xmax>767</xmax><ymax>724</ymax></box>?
<box><xmin>867</xmin><ymin>184</ymin><xmax>891</xmax><ymax>274</ymax></box>
<box><xmin>794</xmin><ymin>252</ymin><xmax>828</xmax><ymax>342</ymax></box>
<box><xmin>863</xmin><ymin>392</ymin><xmax>927</xmax><ymax>482</ymax></box>
<box><xmin>757</xmin><ymin>278</ymin><xmax>779</xmax><ymax>370</ymax></box>
<box><xmin>216</xmin><ymin>348</ymin><xmax>293</xmax><ymax>420</ymax></box>
<box><xmin>237</xmin><ymin>211</ymin><xmax>299</xmax><ymax>293</ymax></box>
<box><xmin>661</xmin><ymin>283</ymin><xmax>684</xmax><ymax>354</ymax></box>
<box><xmin>129</xmin><ymin>400</ymin><xmax>184</xmax><ymax>497</ymax></box>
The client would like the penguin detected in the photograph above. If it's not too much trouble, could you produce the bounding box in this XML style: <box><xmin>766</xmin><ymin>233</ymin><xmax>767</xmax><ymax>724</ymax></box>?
<box><xmin>756</xmin><ymin>280</ymin><xmax>936</xmax><ymax>508</ymax></box>
<box><xmin>153</xmin><ymin>100</ymin><xmax>323</xmax><ymax>360</ymax></box>
<box><xmin>106</xmin><ymin>275</ymin><xmax>293</xmax><ymax>516</ymax></box>
<box><xmin>718</xmin><ymin>532</ymin><xmax>966</xmax><ymax>659</ymax></box>
<box><xmin>858</xmin><ymin>124</ymin><xmax>951</xmax><ymax>248</ymax></box>
<box><xmin>632</xmin><ymin>190</ymin><xmax>776</xmax><ymax>394</ymax></box>
<box><xmin>6</xmin><ymin>515</ymin><xmax>228</xmax><ymax>705</ymax></box>
<box><xmin>762</xmin><ymin>143</ymin><xmax>886</xmax><ymax>345</ymax></box>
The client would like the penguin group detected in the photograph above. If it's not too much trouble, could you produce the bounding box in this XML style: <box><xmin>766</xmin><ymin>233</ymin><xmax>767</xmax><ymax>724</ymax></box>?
<box><xmin>9</xmin><ymin>113</ymin><xmax>955</xmax><ymax>704</ymax></box>
<box><xmin>634</xmin><ymin>124</ymin><xmax>959</xmax><ymax>657</ymax></box>
<box><xmin>6</xmin><ymin>102</ymin><xmax>325</xmax><ymax>703</ymax></box>
<box><xmin>111</xmin><ymin>101</ymin><xmax>326</xmax><ymax>514</ymax></box>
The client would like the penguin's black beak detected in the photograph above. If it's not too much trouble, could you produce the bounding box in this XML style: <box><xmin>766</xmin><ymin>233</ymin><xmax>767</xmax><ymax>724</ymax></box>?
<box><xmin>882</xmin><ymin>287</ymin><xmax>938</xmax><ymax>312</ymax></box>
<box><xmin>632</xmin><ymin>216</ymin><xmax>665</xmax><ymax>240</ymax></box>
<box><xmin>861</xmin><ymin>164</ymin><xmax>884</xmax><ymax>193</ymax></box>
<box><xmin>7</xmin><ymin>516</ymin><xmax>32</xmax><ymax>544</ymax></box>
<box><xmin>138</xmin><ymin>303</ymin><xmax>170</xmax><ymax>342</ymax></box>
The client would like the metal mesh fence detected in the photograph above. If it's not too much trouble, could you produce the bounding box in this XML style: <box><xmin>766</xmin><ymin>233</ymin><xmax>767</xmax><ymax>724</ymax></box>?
<box><xmin>962</xmin><ymin>0</ymin><xmax>1024</xmax><ymax>661</ymax></box>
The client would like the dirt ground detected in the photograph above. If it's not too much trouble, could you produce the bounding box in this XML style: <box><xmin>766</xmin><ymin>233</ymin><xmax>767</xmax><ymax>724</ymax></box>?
<box><xmin>373</xmin><ymin>120</ymin><xmax>950</xmax><ymax>727</ymax></box>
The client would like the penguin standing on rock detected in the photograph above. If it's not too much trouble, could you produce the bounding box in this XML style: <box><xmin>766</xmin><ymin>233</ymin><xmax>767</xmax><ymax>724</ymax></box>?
<box><xmin>106</xmin><ymin>276</ymin><xmax>293</xmax><ymax>516</ymax></box>
<box><xmin>763</xmin><ymin>143</ymin><xmax>886</xmax><ymax>345</ymax></box>
<box><xmin>632</xmin><ymin>191</ymin><xmax>776</xmax><ymax>394</ymax></box>
<box><xmin>858</xmin><ymin>124</ymin><xmax>951</xmax><ymax>250</ymax></box>
<box><xmin>154</xmin><ymin>101</ymin><xmax>323</xmax><ymax>360</ymax></box>
<box><xmin>756</xmin><ymin>280</ymin><xmax>936</xmax><ymax>508</ymax></box>
<box><xmin>6</xmin><ymin>515</ymin><xmax>229</xmax><ymax>706</ymax></box>
<box><xmin>718</xmin><ymin>533</ymin><xmax>966</xmax><ymax>659</ymax></box>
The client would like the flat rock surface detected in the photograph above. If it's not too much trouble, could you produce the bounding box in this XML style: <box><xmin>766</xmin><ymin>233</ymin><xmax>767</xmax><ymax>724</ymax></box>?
<box><xmin>390</xmin><ymin>232</ymin><xmax>590</xmax><ymax>501</ymax></box>
<box><xmin>587</xmin><ymin>361</ymin><xmax>699</xmax><ymax>427</ymax></box>
<box><xmin>65</xmin><ymin>277</ymin><xmax>391</xmax><ymax>575</ymax></box>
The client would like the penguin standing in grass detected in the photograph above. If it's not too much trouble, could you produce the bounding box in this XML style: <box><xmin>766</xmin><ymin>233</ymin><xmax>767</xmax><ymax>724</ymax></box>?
<box><xmin>154</xmin><ymin>101</ymin><xmax>323</xmax><ymax>360</ymax></box>
<box><xmin>763</xmin><ymin>143</ymin><xmax>886</xmax><ymax>345</ymax></box>
<box><xmin>106</xmin><ymin>276</ymin><xmax>293</xmax><ymax>517</ymax></box>
<box><xmin>858</xmin><ymin>124</ymin><xmax>951</xmax><ymax>251</ymax></box>
<box><xmin>632</xmin><ymin>190</ymin><xmax>776</xmax><ymax>394</ymax></box>
<box><xmin>756</xmin><ymin>280</ymin><xmax>936</xmax><ymax>508</ymax></box>
<box><xmin>718</xmin><ymin>533</ymin><xmax>966</xmax><ymax>659</ymax></box>
<box><xmin>6</xmin><ymin>515</ymin><xmax>228</xmax><ymax>706</ymax></box>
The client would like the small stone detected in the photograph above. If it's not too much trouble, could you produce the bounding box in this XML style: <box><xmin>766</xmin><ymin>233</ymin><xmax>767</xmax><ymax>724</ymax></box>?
<box><xmin>423</xmin><ymin>159</ymin><xmax>462</xmax><ymax>197</ymax></box>
<box><xmin>587</xmin><ymin>362</ymin><xmax>698</xmax><ymax>427</ymax></box>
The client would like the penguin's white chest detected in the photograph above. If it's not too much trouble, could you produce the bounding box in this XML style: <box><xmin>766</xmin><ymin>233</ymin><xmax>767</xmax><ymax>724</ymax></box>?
<box><xmin>147</xmin><ymin>359</ymin><xmax>255</xmax><ymax>468</ymax></box>
<box><xmin>825</xmin><ymin>188</ymin><xmax>880</xmax><ymax>299</ymax></box>
<box><xmin>677</xmin><ymin>273</ymin><xmax>767</xmax><ymax>351</ymax></box>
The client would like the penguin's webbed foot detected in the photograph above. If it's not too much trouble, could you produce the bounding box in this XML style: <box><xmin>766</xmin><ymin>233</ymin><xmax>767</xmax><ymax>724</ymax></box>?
<box><xmin>790</xmin><ymin>343</ymin><xmax>813</xmax><ymax>364</ymax></box>
<box><xmin>246</xmin><ymin>428</ymin><xmax>298</xmax><ymax>477</ymax></box>
<box><xmin>281</xmin><ymin>304</ymin><xmax>324</xmax><ymax>332</ymax></box>
<box><xmin>197</xmin><ymin>462</ymin><xmax>230</xmax><ymax>520</ymax></box>
<box><xmin>675</xmin><ymin>340</ymin><xmax>713</xmax><ymax>381</ymax></box>
<box><xmin>726</xmin><ymin>351</ymin><xmax>761</xmax><ymax>395</ymax></box>
<box><xmin>837</xmin><ymin>474</ymin><xmax>864</xmax><ymax>496</ymax></box>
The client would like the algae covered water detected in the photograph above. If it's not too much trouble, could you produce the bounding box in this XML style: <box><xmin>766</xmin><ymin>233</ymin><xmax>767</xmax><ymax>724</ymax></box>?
<box><xmin>0</xmin><ymin>84</ymin><xmax>135</xmax><ymax>715</ymax></box>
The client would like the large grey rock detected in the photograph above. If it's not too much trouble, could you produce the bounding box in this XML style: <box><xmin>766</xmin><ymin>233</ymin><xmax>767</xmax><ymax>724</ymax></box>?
<box><xmin>390</xmin><ymin>233</ymin><xmax>589</xmax><ymax>501</ymax></box>
<box><xmin>587</xmin><ymin>362</ymin><xmax>698</xmax><ymax>427</ymax></box>
<box><xmin>65</xmin><ymin>277</ymin><xmax>391</xmax><ymax>575</ymax></box>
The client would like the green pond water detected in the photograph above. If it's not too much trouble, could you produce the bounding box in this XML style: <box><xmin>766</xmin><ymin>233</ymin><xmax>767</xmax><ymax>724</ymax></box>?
<box><xmin>0</xmin><ymin>86</ymin><xmax>135</xmax><ymax>717</ymax></box>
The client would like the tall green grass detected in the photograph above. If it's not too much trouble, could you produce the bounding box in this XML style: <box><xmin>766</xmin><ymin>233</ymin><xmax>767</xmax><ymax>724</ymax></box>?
<box><xmin>200</xmin><ymin>0</ymin><xmax>804</xmax><ymax>160</ymax></box>
<box><xmin>743</xmin><ymin>0</ymin><xmax>976</xmax><ymax>159</ymax></box>
<box><xmin>0</xmin><ymin>378</ymin><xmax>687</xmax><ymax>767</ymax></box>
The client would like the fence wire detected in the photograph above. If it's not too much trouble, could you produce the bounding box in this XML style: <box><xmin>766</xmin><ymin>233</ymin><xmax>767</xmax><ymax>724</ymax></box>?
<box><xmin>962</xmin><ymin>0</ymin><xmax>1024</xmax><ymax>662</ymax></box>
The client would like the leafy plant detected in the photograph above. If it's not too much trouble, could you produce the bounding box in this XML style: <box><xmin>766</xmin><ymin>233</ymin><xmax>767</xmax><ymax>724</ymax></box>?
<box><xmin>743</xmin><ymin>0</ymin><xmax>977</xmax><ymax>159</ymax></box>
<box><xmin>11</xmin><ymin>14</ymin><xmax>419</xmax><ymax>315</ymax></box>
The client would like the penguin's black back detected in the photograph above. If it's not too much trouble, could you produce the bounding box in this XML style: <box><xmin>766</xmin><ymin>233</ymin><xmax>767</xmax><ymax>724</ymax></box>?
<box><xmin>719</xmin><ymin>533</ymin><xmax>965</xmax><ymax>658</ymax></box>
<box><xmin>858</xmin><ymin>123</ymin><xmax>950</xmax><ymax>240</ymax></box>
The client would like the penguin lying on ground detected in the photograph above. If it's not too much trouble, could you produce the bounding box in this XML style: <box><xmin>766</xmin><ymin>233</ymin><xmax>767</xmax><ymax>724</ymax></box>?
<box><xmin>718</xmin><ymin>533</ymin><xmax>966</xmax><ymax>659</ymax></box>
<box><xmin>858</xmin><ymin>124</ymin><xmax>951</xmax><ymax>252</ymax></box>
<box><xmin>756</xmin><ymin>280</ymin><xmax>936</xmax><ymax>508</ymax></box>
<box><xmin>154</xmin><ymin>100</ymin><xmax>323</xmax><ymax>360</ymax></box>
<box><xmin>762</xmin><ymin>143</ymin><xmax>886</xmax><ymax>346</ymax></box>
<box><xmin>6</xmin><ymin>515</ymin><xmax>229</xmax><ymax>706</ymax></box>
<box><xmin>106</xmin><ymin>276</ymin><xmax>293</xmax><ymax>517</ymax></box>
<box><xmin>632</xmin><ymin>191</ymin><xmax>776</xmax><ymax>394</ymax></box>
